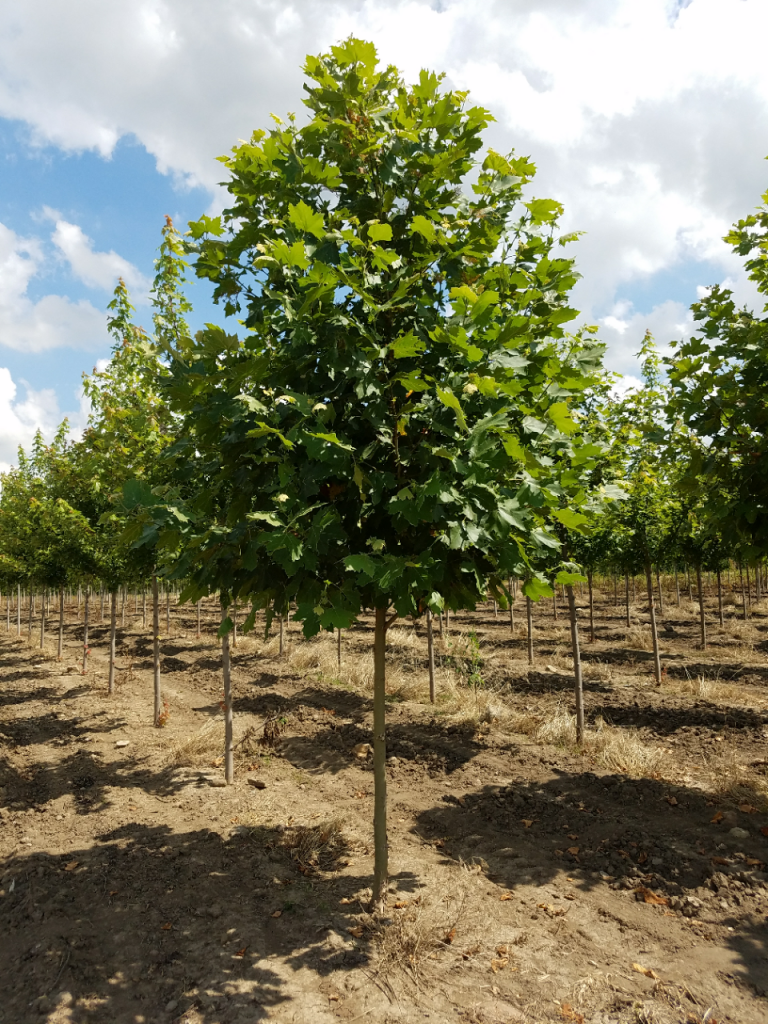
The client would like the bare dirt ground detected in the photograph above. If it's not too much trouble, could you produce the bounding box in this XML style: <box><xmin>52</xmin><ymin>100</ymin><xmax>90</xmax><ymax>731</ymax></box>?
<box><xmin>1</xmin><ymin>581</ymin><xmax>768</xmax><ymax>1024</ymax></box>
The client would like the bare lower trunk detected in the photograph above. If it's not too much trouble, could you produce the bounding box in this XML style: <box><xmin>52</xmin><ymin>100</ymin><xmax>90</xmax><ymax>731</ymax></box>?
<box><xmin>746</xmin><ymin>564</ymin><xmax>752</xmax><ymax>617</ymax></box>
<box><xmin>100</xmin><ymin>587</ymin><xmax>105</xmax><ymax>623</ymax></box>
<box><xmin>625</xmin><ymin>574</ymin><xmax>630</xmax><ymax>627</ymax></box>
<box><xmin>656</xmin><ymin>566</ymin><xmax>664</xmax><ymax>615</ymax></box>
<box><xmin>108</xmin><ymin>591</ymin><xmax>117</xmax><ymax>695</ymax></box>
<box><xmin>337</xmin><ymin>627</ymin><xmax>342</xmax><ymax>668</ymax></box>
<box><xmin>426</xmin><ymin>609</ymin><xmax>436</xmax><ymax>703</ymax></box>
<box><xmin>197</xmin><ymin>599</ymin><xmax>201</xmax><ymax>637</ymax></box>
<box><xmin>508</xmin><ymin>577</ymin><xmax>515</xmax><ymax>634</ymax></box>
<box><xmin>493</xmin><ymin>599</ymin><xmax>497</xmax><ymax>619</ymax></box>
<box><xmin>28</xmin><ymin>589</ymin><xmax>33</xmax><ymax>642</ymax></box>
<box><xmin>740</xmin><ymin>563</ymin><xmax>748</xmax><ymax>620</ymax></box>
<box><xmin>566</xmin><ymin>585</ymin><xmax>585</xmax><ymax>744</ymax></box>
<box><xmin>165</xmin><ymin>586</ymin><xmax>170</xmax><ymax>636</ymax></box>
<box><xmin>58</xmin><ymin>587</ymin><xmax>64</xmax><ymax>660</ymax></box>
<box><xmin>16</xmin><ymin>583</ymin><xmax>21</xmax><ymax>637</ymax></box>
<box><xmin>644</xmin><ymin>560</ymin><xmax>662</xmax><ymax>686</ymax></box>
<box><xmin>717</xmin><ymin>568</ymin><xmax>724</xmax><ymax>627</ymax></box>
<box><xmin>675</xmin><ymin>567</ymin><xmax>680</xmax><ymax>606</ymax></box>
<box><xmin>696</xmin><ymin>564</ymin><xmax>707</xmax><ymax>649</ymax></box>
<box><xmin>222</xmin><ymin>608</ymin><xmax>234</xmax><ymax>785</ymax></box>
<box><xmin>552</xmin><ymin>590</ymin><xmax>558</xmax><ymax>621</ymax></box>
<box><xmin>372</xmin><ymin>607</ymin><xmax>389</xmax><ymax>910</ymax></box>
<box><xmin>613</xmin><ymin>574</ymin><xmax>618</xmax><ymax>607</ymax></box>
<box><xmin>152</xmin><ymin>575</ymin><xmax>162</xmax><ymax>727</ymax></box>
<box><xmin>142</xmin><ymin>588</ymin><xmax>147</xmax><ymax>628</ymax></box>
<box><xmin>39</xmin><ymin>588</ymin><xmax>46</xmax><ymax>649</ymax></box>
<box><xmin>121</xmin><ymin>588</ymin><xmax>126</xmax><ymax>627</ymax></box>
<box><xmin>82</xmin><ymin>589</ymin><xmax>90</xmax><ymax>674</ymax></box>
<box><xmin>526</xmin><ymin>596</ymin><xmax>534</xmax><ymax>666</ymax></box>
<box><xmin>232</xmin><ymin>599</ymin><xmax>237</xmax><ymax>647</ymax></box>
<box><xmin>587</xmin><ymin>571</ymin><xmax>595</xmax><ymax>643</ymax></box>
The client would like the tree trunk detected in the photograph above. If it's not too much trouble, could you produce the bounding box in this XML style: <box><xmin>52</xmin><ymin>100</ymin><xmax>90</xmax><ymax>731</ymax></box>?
<box><xmin>16</xmin><ymin>583</ymin><xmax>21</xmax><ymax>637</ymax></box>
<box><xmin>57</xmin><ymin>587</ymin><xmax>64</xmax><ymax>659</ymax></box>
<box><xmin>6</xmin><ymin>590</ymin><xmax>10</xmax><ymax>632</ymax></box>
<box><xmin>746</xmin><ymin>564</ymin><xmax>752</xmax><ymax>616</ymax></box>
<box><xmin>493</xmin><ymin>598</ymin><xmax>497</xmax><ymax>619</ymax></box>
<box><xmin>222</xmin><ymin>608</ymin><xmax>234</xmax><ymax>785</ymax></box>
<box><xmin>687</xmin><ymin>565</ymin><xmax>693</xmax><ymax>601</ymax></box>
<box><xmin>108</xmin><ymin>590</ymin><xmax>117</xmax><ymax>695</ymax></box>
<box><xmin>508</xmin><ymin>577</ymin><xmax>515</xmax><ymax>633</ymax></box>
<box><xmin>279</xmin><ymin>614</ymin><xmax>284</xmax><ymax>656</ymax></box>
<box><xmin>526</xmin><ymin>596</ymin><xmax>534</xmax><ymax>666</ymax></box>
<box><xmin>613</xmin><ymin>574</ymin><xmax>618</xmax><ymax>607</ymax></box>
<box><xmin>372</xmin><ymin>606</ymin><xmax>389</xmax><ymax>910</ymax></box>
<box><xmin>28</xmin><ymin>589</ymin><xmax>33</xmax><ymax>642</ymax></box>
<box><xmin>142</xmin><ymin>588</ymin><xmax>147</xmax><ymax>628</ymax></box>
<box><xmin>566</xmin><ymin>585</ymin><xmax>585</xmax><ymax>744</ymax></box>
<box><xmin>696</xmin><ymin>564</ymin><xmax>707</xmax><ymax>649</ymax></box>
<box><xmin>675</xmin><ymin>566</ymin><xmax>680</xmax><ymax>606</ymax></box>
<box><xmin>587</xmin><ymin>571</ymin><xmax>595</xmax><ymax>643</ymax></box>
<box><xmin>552</xmin><ymin>590</ymin><xmax>558</xmax><ymax>621</ymax></box>
<box><xmin>717</xmin><ymin>568</ymin><xmax>724</xmax><ymax>626</ymax></box>
<box><xmin>121</xmin><ymin>588</ymin><xmax>126</xmax><ymax>627</ymax></box>
<box><xmin>337</xmin><ymin>627</ymin><xmax>342</xmax><ymax>668</ymax></box>
<box><xmin>39</xmin><ymin>587</ymin><xmax>46</xmax><ymax>649</ymax></box>
<box><xmin>152</xmin><ymin>574</ymin><xmax>162</xmax><ymax>727</ymax></box>
<box><xmin>165</xmin><ymin>586</ymin><xmax>171</xmax><ymax>636</ymax></box>
<box><xmin>426</xmin><ymin>608</ymin><xmax>436</xmax><ymax>704</ymax></box>
<box><xmin>625</xmin><ymin>574</ymin><xmax>630</xmax><ymax>627</ymax></box>
<box><xmin>196</xmin><ymin>599</ymin><xmax>201</xmax><ymax>637</ymax></box>
<box><xmin>232</xmin><ymin>598</ymin><xmax>237</xmax><ymax>647</ymax></box>
<box><xmin>100</xmin><ymin>587</ymin><xmax>105</xmax><ymax>623</ymax></box>
<box><xmin>82</xmin><ymin>588</ymin><xmax>90</xmax><ymax>674</ymax></box>
<box><xmin>644</xmin><ymin>560</ymin><xmax>662</xmax><ymax>686</ymax></box>
<box><xmin>656</xmin><ymin>566</ymin><xmax>664</xmax><ymax>615</ymax></box>
<box><xmin>740</xmin><ymin>563</ymin><xmax>748</xmax><ymax>620</ymax></box>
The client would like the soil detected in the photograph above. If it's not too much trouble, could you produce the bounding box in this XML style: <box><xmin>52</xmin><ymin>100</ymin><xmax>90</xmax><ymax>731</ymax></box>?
<box><xmin>1</xmin><ymin>583</ymin><xmax>768</xmax><ymax>1024</ymax></box>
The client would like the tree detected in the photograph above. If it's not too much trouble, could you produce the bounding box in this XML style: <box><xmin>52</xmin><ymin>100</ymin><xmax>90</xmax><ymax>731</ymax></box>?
<box><xmin>151</xmin><ymin>39</ymin><xmax>609</xmax><ymax>907</ymax></box>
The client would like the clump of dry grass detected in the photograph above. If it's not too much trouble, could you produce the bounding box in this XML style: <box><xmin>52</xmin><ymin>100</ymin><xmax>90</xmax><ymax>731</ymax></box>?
<box><xmin>664</xmin><ymin>672</ymin><xmax>759</xmax><ymax>706</ymax></box>
<box><xmin>282</xmin><ymin>817</ymin><xmax>348</xmax><ymax>870</ymax></box>
<box><xmin>168</xmin><ymin>717</ymin><xmax>224</xmax><ymax>767</ymax></box>
<box><xmin>530</xmin><ymin>707</ymin><xmax>667</xmax><ymax>777</ymax></box>
<box><xmin>705</xmin><ymin>746</ymin><xmax>768</xmax><ymax>809</ymax></box>
<box><xmin>625</xmin><ymin>625</ymin><xmax>652</xmax><ymax>650</ymax></box>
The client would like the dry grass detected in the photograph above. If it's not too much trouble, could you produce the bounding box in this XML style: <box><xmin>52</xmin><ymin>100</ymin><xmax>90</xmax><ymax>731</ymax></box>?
<box><xmin>281</xmin><ymin>816</ymin><xmax>349</xmax><ymax>870</ymax></box>
<box><xmin>704</xmin><ymin>745</ymin><xmax>768</xmax><ymax>810</ymax></box>
<box><xmin>167</xmin><ymin>716</ymin><xmax>224</xmax><ymax>767</ymax></box>
<box><xmin>663</xmin><ymin>672</ymin><xmax>762</xmax><ymax>706</ymax></box>
<box><xmin>625</xmin><ymin>625</ymin><xmax>652</xmax><ymax>650</ymax></box>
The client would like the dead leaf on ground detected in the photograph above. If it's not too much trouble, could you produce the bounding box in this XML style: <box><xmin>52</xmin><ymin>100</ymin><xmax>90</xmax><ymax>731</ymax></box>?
<box><xmin>560</xmin><ymin>1003</ymin><xmax>585</xmax><ymax>1023</ymax></box>
<box><xmin>161</xmin><ymin>923</ymin><xmax>172</xmax><ymax>931</ymax></box>
<box><xmin>271</xmin><ymin>910</ymin><xmax>282</xmax><ymax>919</ymax></box>
<box><xmin>634</xmin><ymin>886</ymin><xmax>669</xmax><ymax>906</ymax></box>
<box><xmin>566</xmin><ymin>846</ymin><xmax>580</xmax><ymax>857</ymax></box>
<box><xmin>63</xmin><ymin>861</ymin><xmax>79</xmax><ymax>872</ymax></box>
<box><xmin>638</xmin><ymin>851</ymin><xmax>648</xmax><ymax>864</ymax></box>
<box><xmin>666</xmin><ymin>796</ymin><xmax>678</xmax><ymax>807</ymax></box>
<box><xmin>235</xmin><ymin>947</ymin><xmax>247</xmax><ymax>957</ymax></box>
<box><xmin>499</xmin><ymin>892</ymin><xmax>514</xmax><ymax>901</ymax></box>
<box><xmin>761</xmin><ymin>825</ymin><xmax>768</xmax><ymax>837</ymax></box>
<box><xmin>443</xmin><ymin>927</ymin><xmax>457</xmax><ymax>944</ymax></box>
<box><xmin>521</xmin><ymin>819</ymin><xmax>534</xmax><ymax>828</ymax></box>
<box><xmin>711</xmin><ymin>811</ymin><xmax>724</xmax><ymax>823</ymax></box>
<box><xmin>711</xmin><ymin>856</ymin><xmax>731</xmax><ymax>866</ymax></box>
<box><xmin>491</xmin><ymin>956</ymin><xmax>509</xmax><ymax>972</ymax></box>
<box><xmin>347</xmin><ymin>926</ymin><xmax>364</xmax><ymax>938</ymax></box>
<box><xmin>632</xmin><ymin>962</ymin><xmax>659</xmax><ymax>979</ymax></box>
<box><xmin>739</xmin><ymin>803</ymin><xmax>758</xmax><ymax>813</ymax></box>
<box><xmin>538</xmin><ymin>902</ymin><xmax>566</xmax><ymax>918</ymax></box>
<box><xmin>746</xmin><ymin>858</ymin><xmax>764</xmax><ymax>867</ymax></box>
<box><xmin>392</xmin><ymin>901</ymin><xmax>409</xmax><ymax>909</ymax></box>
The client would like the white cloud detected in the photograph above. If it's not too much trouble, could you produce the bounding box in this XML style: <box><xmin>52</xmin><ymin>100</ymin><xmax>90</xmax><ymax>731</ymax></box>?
<box><xmin>0</xmin><ymin>367</ymin><xmax>89</xmax><ymax>472</ymax></box>
<box><xmin>0</xmin><ymin>0</ymin><xmax>767</xmax><ymax>373</ymax></box>
<box><xmin>44</xmin><ymin>208</ymin><xmax>150</xmax><ymax>293</ymax></box>
<box><xmin>0</xmin><ymin>221</ymin><xmax>107</xmax><ymax>353</ymax></box>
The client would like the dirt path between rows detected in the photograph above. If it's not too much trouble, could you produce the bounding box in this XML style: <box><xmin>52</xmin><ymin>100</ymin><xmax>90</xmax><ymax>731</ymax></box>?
<box><xmin>1</xmin><ymin>590</ymin><xmax>768</xmax><ymax>1023</ymax></box>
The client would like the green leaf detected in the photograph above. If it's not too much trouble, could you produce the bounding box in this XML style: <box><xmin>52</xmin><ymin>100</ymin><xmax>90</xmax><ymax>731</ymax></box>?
<box><xmin>547</xmin><ymin>401</ymin><xmax>579</xmax><ymax>435</ymax></box>
<box><xmin>554</xmin><ymin>570</ymin><xmax>587</xmax><ymax>586</ymax></box>
<box><xmin>436</xmin><ymin>386</ymin><xmax>468</xmax><ymax>432</ymax></box>
<box><xmin>391</xmin><ymin>332</ymin><xmax>426</xmax><ymax>358</ymax></box>
<box><xmin>367</xmin><ymin>222</ymin><xmax>393</xmax><ymax>242</ymax></box>
<box><xmin>410</xmin><ymin>215</ymin><xmax>435</xmax><ymax>243</ymax></box>
<box><xmin>288</xmin><ymin>200</ymin><xmax>325</xmax><ymax>240</ymax></box>
<box><xmin>344</xmin><ymin>554</ymin><xmax>377</xmax><ymax>576</ymax></box>
<box><xmin>525</xmin><ymin>198</ymin><xmax>563</xmax><ymax>225</ymax></box>
<box><xmin>552</xmin><ymin>508</ymin><xmax>590</xmax><ymax>531</ymax></box>
<box><xmin>523</xmin><ymin>577</ymin><xmax>553</xmax><ymax>601</ymax></box>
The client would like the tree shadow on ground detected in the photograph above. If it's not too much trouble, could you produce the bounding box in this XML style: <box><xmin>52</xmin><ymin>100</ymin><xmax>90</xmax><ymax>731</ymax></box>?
<box><xmin>501</xmin><ymin>671</ymin><xmax>612</xmax><ymax>696</ymax></box>
<box><xmin>0</xmin><ymin>822</ymin><xmax>418</xmax><ymax>1024</ymax></box>
<box><xmin>414</xmin><ymin>768</ymin><xmax>768</xmax><ymax>1000</ymax></box>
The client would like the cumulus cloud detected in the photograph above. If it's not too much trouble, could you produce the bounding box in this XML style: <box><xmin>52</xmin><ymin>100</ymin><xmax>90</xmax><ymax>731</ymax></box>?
<box><xmin>0</xmin><ymin>0</ymin><xmax>767</xmax><ymax>369</ymax></box>
<box><xmin>0</xmin><ymin>221</ymin><xmax>108</xmax><ymax>353</ymax></box>
<box><xmin>0</xmin><ymin>367</ymin><xmax>89</xmax><ymax>472</ymax></box>
<box><xmin>44</xmin><ymin>208</ymin><xmax>150</xmax><ymax>293</ymax></box>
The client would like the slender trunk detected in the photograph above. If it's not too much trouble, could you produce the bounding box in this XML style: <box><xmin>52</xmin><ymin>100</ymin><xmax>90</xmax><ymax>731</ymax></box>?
<box><xmin>656</xmin><ymin>566</ymin><xmax>664</xmax><ymax>615</ymax></box>
<box><xmin>757</xmin><ymin>564</ymin><xmax>763</xmax><ymax>603</ymax></box>
<box><xmin>740</xmin><ymin>563</ymin><xmax>748</xmax><ymax>620</ymax></box>
<box><xmin>196</xmin><ymin>599</ymin><xmax>201</xmax><ymax>637</ymax></box>
<box><xmin>232</xmin><ymin>599</ymin><xmax>237</xmax><ymax>647</ymax></box>
<box><xmin>644</xmin><ymin>560</ymin><xmax>662</xmax><ymax>686</ymax></box>
<box><xmin>632</xmin><ymin>576</ymin><xmax>637</xmax><ymax>603</ymax></box>
<box><xmin>108</xmin><ymin>590</ymin><xmax>117</xmax><ymax>695</ymax></box>
<box><xmin>82</xmin><ymin>588</ymin><xmax>90</xmax><ymax>674</ymax></box>
<box><xmin>121</xmin><ymin>588</ymin><xmax>126</xmax><ymax>627</ymax></box>
<box><xmin>100</xmin><ymin>587</ymin><xmax>105</xmax><ymax>623</ymax></box>
<box><xmin>675</xmin><ymin>566</ymin><xmax>680</xmax><ymax>606</ymax></box>
<box><xmin>58</xmin><ymin>587</ymin><xmax>64</xmax><ymax>660</ymax></box>
<box><xmin>222</xmin><ymin>605</ymin><xmax>234</xmax><ymax>785</ymax></box>
<box><xmin>625</xmin><ymin>574</ymin><xmax>630</xmax><ymax>627</ymax></box>
<box><xmin>142</xmin><ymin>588</ymin><xmax>147</xmax><ymax>628</ymax></box>
<box><xmin>152</xmin><ymin>575</ymin><xmax>162</xmax><ymax>727</ymax></box>
<box><xmin>613</xmin><ymin>574</ymin><xmax>618</xmax><ymax>607</ymax></box>
<box><xmin>426</xmin><ymin>608</ymin><xmax>436</xmax><ymax>703</ymax></box>
<box><xmin>717</xmin><ymin>568</ymin><xmax>724</xmax><ymax>627</ymax></box>
<box><xmin>526</xmin><ymin>596</ymin><xmax>534</xmax><ymax>666</ymax></box>
<box><xmin>16</xmin><ymin>583</ymin><xmax>21</xmax><ymax>637</ymax></box>
<box><xmin>28</xmin><ymin>589</ymin><xmax>33</xmax><ymax>642</ymax></box>
<box><xmin>746</xmin><ymin>564</ymin><xmax>752</xmax><ymax>617</ymax></box>
<box><xmin>279</xmin><ymin>614</ymin><xmax>284</xmax><ymax>656</ymax></box>
<box><xmin>696</xmin><ymin>564</ymin><xmax>707</xmax><ymax>649</ymax></box>
<box><xmin>508</xmin><ymin>577</ymin><xmax>515</xmax><ymax>633</ymax></box>
<box><xmin>566</xmin><ymin>585</ymin><xmax>585</xmax><ymax>744</ymax></box>
<box><xmin>588</xmin><ymin>571</ymin><xmax>595</xmax><ymax>643</ymax></box>
<box><xmin>337</xmin><ymin>627</ymin><xmax>342</xmax><ymax>668</ymax></box>
<box><xmin>372</xmin><ymin>607</ymin><xmax>389</xmax><ymax>910</ymax></box>
<box><xmin>39</xmin><ymin>587</ymin><xmax>46</xmax><ymax>649</ymax></box>
<box><xmin>552</xmin><ymin>590</ymin><xmax>558</xmax><ymax>622</ymax></box>
<box><xmin>687</xmin><ymin>565</ymin><xmax>693</xmax><ymax>602</ymax></box>
<box><xmin>165</xmin><ymin>586</ymin><xmax>170</xmax><ymax>636</ymax></box>
<box><xmin>6</xmin><ymin>590</ymin><xmax>10</xmax><ymax>632</ymax></box>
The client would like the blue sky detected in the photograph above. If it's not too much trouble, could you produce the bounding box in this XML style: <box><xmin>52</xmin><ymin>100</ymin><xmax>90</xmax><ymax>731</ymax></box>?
<box><xmin>1</xmin><ymin>0</ymin><xmax>767</xmax><ymax>468</ymax></box>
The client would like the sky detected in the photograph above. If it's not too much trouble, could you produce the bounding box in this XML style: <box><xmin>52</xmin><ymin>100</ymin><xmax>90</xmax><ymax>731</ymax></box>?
<box><xmin>1</xmin><ymin>0</ymin><xmax>767</xmax><ymax>470</ymax></box>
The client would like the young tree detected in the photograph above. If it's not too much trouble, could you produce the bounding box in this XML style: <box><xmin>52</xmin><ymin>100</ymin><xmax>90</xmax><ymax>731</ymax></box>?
<box><xmin>152</xmin><ymin>40</ymin><xmax>609</xmax><ymax>907</ymax></box>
